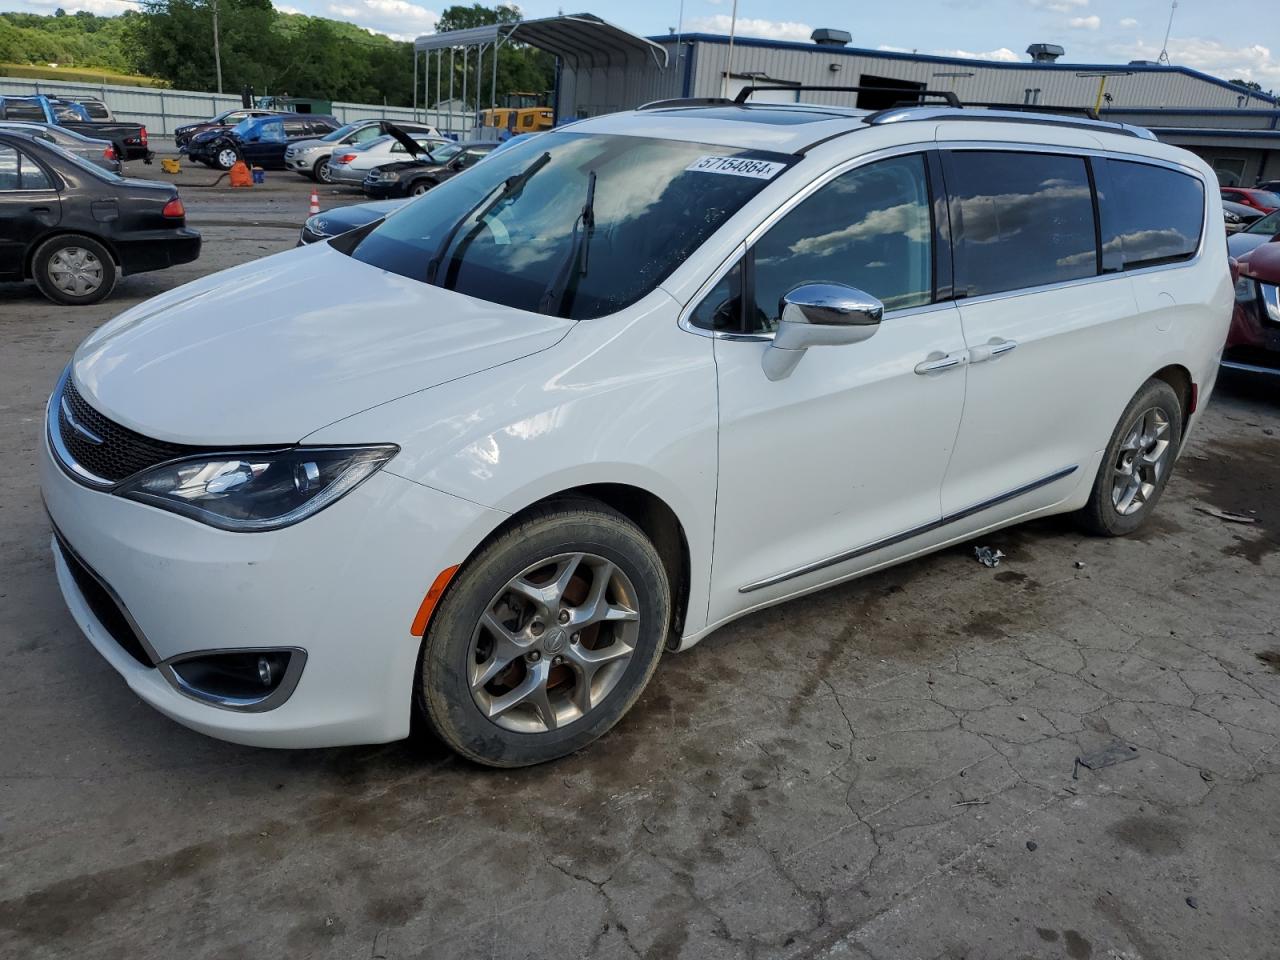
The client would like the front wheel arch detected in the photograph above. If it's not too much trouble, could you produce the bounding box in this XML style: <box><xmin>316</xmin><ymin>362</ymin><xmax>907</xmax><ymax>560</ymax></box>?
<box><xmin>416</xmin><ymin>484</ymin><xmax>691</xmax><ymax>650</ymax></box>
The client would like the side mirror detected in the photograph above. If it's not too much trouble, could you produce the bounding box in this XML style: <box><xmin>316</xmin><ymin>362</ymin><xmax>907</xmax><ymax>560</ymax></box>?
<box><xmin>762</xmin><ymin>283</ymin><xmax>883</xmax><ymax>381</ymax></box>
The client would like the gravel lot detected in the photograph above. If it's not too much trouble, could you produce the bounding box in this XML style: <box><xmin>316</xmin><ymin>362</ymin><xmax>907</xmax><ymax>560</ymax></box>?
<box><xmin>2</xmin><ymin>161</ymin><xmax>1278</xmax><ymax>960</ymax></box>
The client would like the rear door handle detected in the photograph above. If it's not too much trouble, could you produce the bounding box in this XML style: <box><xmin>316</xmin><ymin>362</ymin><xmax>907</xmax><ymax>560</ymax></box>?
<box><xmin>968</xmin><ymin>338</ymin><xmax>1018</xmax><ymax>364</ymax></box>
<box><xmin>914</xmin><ymin>352</ymin><xmax>966</xmax><ymax>375</ymax></box>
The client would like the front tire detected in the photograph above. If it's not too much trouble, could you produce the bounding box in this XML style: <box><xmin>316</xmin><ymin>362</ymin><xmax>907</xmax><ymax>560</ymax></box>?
<box><xmin>409</xmin><ymin>180</ymin><xmax>432</xmax><ymax>197</ymax></box>
<box><xmin>418</xmin><ymin>499</ymin><xmax>671</xmax><ymax>767</ymax></box>
<box><xmin>214</xmin><ymin>144</ymin><xmax>239</xmax><ymax>170</ymax></box>
<box><xmin>1077</xmin><ymin>378</ymin><xmax>1183</xmax><ymax>536</ymax></box>
<box><xmin>32</xmin><ymin>234</ymin><xmax>118</xmax><ymax>306</ymax></box>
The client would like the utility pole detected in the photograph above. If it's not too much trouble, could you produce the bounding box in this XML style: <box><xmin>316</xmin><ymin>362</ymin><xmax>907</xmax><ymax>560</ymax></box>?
<box><xmin>211</xmin><ymin>0</ymin><xmax>223</xmax><ymax>94</ymax></box>
<box><xmin>722</xmin><ymin>0</ymin><xmax>738</xmax><ymax>98</ymax></box>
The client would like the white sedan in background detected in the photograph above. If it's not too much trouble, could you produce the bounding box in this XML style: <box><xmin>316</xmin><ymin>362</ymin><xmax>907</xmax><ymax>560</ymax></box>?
<box><xmin>327</xmin><ymin>132</ymin><xmax>447</xmax><ymax>186</ymax></box>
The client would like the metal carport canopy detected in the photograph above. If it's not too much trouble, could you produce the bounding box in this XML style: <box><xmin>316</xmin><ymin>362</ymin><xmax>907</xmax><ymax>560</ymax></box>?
<box><xmin>413</xmin><ymin>14</ymin><xmax>668</xmax><ymax>69</ymax></box>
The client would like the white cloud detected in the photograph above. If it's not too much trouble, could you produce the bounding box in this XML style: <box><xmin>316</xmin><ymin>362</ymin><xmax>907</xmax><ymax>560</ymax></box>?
<box><xmin>324</xmin><ymin>0</ymin><xmax>437</xmax><ymax>40</ymax></box>
<box><xmin>1117</xmin><ymin>36</ymin><xmax>1280</xmax><ymax>85</ymax></box>
<box><xmin>684</xmin><ymin>15</ymin><xmax>813</xmax><ymax>42</ymax></box>
<box><xmin>1068</xmin><ymin>15</ymin><xmax>1101</xmax><ymax>30</ymax></box>
<box><xmin>1119</xmin><ymin>17</ymin><xmax>1138</xmax><ymax>28</ymax></box>
<box><xmin>933</xmin><ymin>47</ymin><xmax>1021</xmax><ymax>63</ymax></box>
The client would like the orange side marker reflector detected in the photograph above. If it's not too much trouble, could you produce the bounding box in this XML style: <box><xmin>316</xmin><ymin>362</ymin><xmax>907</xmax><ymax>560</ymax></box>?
<box><xmin>411</xmin><ymin>565</ymin><xmax>459</xmax><ymax>636</ymax></box>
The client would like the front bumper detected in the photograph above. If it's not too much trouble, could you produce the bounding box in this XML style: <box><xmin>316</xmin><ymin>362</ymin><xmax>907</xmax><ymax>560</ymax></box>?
<box><xmin>285</xmin><ymin>151</ymin><xmax>322</xmax><ymax>174</ymax></box>
<box><xmin>40</xmin><ymin>420</ymin><xmax>503</xmax><ymax>748</ymax></box>
<box><xmin>362</xmin><ymin>179</ymin><xmax>401</xmax><ymax>199</ymax></box>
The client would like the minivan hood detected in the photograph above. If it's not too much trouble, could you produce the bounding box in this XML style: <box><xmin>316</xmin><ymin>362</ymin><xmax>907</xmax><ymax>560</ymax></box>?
<box><xmin>72</xmin><ymin>244</ymin><xmax>573</xmax><ymax>446</ymax></box>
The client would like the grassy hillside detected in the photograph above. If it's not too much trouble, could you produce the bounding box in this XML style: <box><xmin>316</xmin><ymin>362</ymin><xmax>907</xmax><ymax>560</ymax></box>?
<box><xmin>0</xmin><ymin>62</ymin><xmax>169</xmax><ymax>87</ymax></box>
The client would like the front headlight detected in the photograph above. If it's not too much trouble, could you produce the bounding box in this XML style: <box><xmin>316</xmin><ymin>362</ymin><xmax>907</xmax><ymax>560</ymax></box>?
<box><xmin>116</xmin><ymin>445</ymin><xmax>397</xmax><ymax>531</ymax></box>
<box><xmin>1225</xmin><ymin>211</ymin><xmax>1242</xmax><ymax>224</ymax></box>
<box><xmin>303</xmin><ymin>214</ymin><xmax>324</xmax><ymax>237</ymax></box>
<box><xmin>375</xmin><ymin>170</ymin><xmax>398</xmax><ymax>182</ymax></box>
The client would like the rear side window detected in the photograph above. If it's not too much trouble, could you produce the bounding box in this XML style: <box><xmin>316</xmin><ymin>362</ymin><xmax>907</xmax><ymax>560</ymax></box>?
<box><xmin>944</xmin><ymin>151</ymin><xmax>1097</xmax><ymax>297</ymax></box>
<box><xmin>1100</xmin><ymin>160</ymin><xmax>1204</xmax><ymax>270</ymax></box>
<box><xmin>0</xmin><ymin>144</ymin><xmax>53</xmax><ymax>190</ymax></box>
<box><xmin>3</xmin><ymin>101</ymin><xmax>46</xmax><ymax>121</ymax></box>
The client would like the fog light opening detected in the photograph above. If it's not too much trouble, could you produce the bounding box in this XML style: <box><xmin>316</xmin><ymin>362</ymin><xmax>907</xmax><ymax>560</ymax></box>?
<box><xmin>165</xmin><ymin>648</ymin><xmax>304</xmax><ymax>711</ymax></box>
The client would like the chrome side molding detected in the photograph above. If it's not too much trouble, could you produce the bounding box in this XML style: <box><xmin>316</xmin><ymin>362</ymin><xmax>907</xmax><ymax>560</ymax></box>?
<box><xmin>738</xmin><ymin>465</ymin><xmax>1078</xmax><ymax>593</ymax></box>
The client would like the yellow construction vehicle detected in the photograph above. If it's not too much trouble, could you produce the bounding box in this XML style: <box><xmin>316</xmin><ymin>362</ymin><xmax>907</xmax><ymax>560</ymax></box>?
<box><xmin>481</xmin><ymin>92</ymin><xmax>554</xmax><ymax>133</ymax></box>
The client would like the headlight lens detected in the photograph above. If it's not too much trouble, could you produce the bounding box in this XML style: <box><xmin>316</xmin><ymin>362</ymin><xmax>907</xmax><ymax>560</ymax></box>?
<box><xmin>376</xmin><ymin>170</ymin><xmax>398</xmax><ymax>182</ymax></box>
<box><xmin>1225</xmin><ymin>211</ymin><xmax>1241</xmax><ymax>224</ymax></box>
<box><xmin>303</xmin><ymin>214</ymin><xmax>324</xmax><ymax>236</ymax></box>
<box><xmin>116</xmin><ymin>445</ymin><xmax>397</xmax><ymax>531</ymax></box>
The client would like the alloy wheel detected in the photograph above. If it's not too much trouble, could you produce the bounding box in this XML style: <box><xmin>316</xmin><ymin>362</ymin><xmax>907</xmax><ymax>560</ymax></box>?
<box><xmin>47</xmin><ymin>246</ymin><xmax>104</xmax><ymax>297</ymax></box>
<box><xmin>1111</xmin><ymin>406</ymin><xmax>1172</xmax><ymax>515</ymax></box>
<box><xmin>317</xmin><ymin>161</ymin><xmax>333</xmax><ymax>184</ymax></box>
<box><xmin>467</xmin><ymin>552</ymin><xmax>640</xmax><ymax>734</ymax></box>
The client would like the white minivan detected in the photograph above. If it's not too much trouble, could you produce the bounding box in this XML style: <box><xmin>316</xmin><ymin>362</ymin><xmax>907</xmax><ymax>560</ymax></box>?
<box><xmin>42</xmin><ymin>95</ymin><xmax>1232</xmax><ymax>766</ymax></box>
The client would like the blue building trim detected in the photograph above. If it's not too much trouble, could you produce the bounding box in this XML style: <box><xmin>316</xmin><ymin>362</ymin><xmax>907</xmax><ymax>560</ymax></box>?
<box><xmin>648</xmin><ymin>33</ymin><xmax>1280</xmax><ymax>106</ymax></box>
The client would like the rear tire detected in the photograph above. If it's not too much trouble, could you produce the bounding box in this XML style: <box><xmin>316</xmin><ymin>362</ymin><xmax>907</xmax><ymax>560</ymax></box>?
<box><xmin>32</xmin><ymin>234</ymin><xmax>118</xmax><ymax>306</ymax></box>
<box><xmin>1076</xmin><ymin>378</ymin><xmax>1183</xmax><ymax>536</ymax></box>
<box><xmin>418</xmin><ymin>499</ymin><xmax>670</xmax><ymax>767</ymax></box>
<box><xmin>313</xmin><ymin>158</ymin><xmax>333</xmax><ymax>184</ymax></box>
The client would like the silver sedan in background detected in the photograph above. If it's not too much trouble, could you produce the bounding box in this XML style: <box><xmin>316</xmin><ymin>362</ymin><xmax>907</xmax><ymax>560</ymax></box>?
<box><xmin>0</xmin><ymin>121</ymin><xmax>121</xmax><ymax>173</ymax></box>
<box><xmin>285</xmin><ymin>119</ymin><xmax>439</xmax><ymax>184</ymax></box>
<box><xmin>327</xmin><ymin>132</ymin><xmax>447</xmax><ymax>186</ymax></box>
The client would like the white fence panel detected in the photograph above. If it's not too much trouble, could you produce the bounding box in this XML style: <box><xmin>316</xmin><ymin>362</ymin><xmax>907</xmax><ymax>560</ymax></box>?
<box><xmin>0</xmin><ymin>75</ymin><xmax>475</xmax><ymax>139</ymax></box>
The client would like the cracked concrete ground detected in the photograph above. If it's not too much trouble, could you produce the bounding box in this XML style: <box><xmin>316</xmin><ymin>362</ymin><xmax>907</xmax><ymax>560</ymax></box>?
<box><xmin>2</xmin><ymin>172</ymin><xmax>1279</xmax><ymax>960</ymax></box>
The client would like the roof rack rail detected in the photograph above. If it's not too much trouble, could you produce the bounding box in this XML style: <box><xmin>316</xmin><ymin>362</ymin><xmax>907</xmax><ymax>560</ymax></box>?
<box><xmin>962</xmin><ymin>101</ymin><xmax>1102</xmax><ymax>121</ymax></box>
<box><xmin>862</xmin><ymin>104</ymin><xmax>1156</xmax><ymax>140</ymax></box>
<box><xmin>733</xmin><ymin>85</ymin><xmax>961</xmax><ymax>107</ymax></box>
<box><xmin>637</xmin><ymin>97</ymin><xmax>736</xmax><ymax>110</ymax></box>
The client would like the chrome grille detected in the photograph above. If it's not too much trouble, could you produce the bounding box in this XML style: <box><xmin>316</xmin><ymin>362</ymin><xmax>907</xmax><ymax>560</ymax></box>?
<box><xmin>53</xmin><ymin>374</ymin><xmax>198</xmax><ymax>485</ymax></box>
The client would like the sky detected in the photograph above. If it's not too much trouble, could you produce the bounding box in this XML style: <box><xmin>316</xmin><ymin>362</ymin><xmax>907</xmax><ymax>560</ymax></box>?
<box><xmin>6</xmin><ymin>0</ymin><xmax>1279</xmax><ymax>90</ymax></box>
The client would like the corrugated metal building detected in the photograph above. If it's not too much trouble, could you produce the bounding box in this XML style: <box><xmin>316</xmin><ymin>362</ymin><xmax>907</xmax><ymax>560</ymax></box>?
<box><xmin>564</xmin><ymin>32</ymin><xmax>1279</xmax><ymax>115</ymax></box>
<box><xmin>415</xmin><ymin>15</ymin><xmax>1280</xmax><ymax>185</ymax></box>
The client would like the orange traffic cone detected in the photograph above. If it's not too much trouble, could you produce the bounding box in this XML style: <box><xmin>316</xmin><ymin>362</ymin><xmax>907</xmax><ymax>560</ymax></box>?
<box><xmin>308</xmin><ymin>189</ymin><xmax>320</xmax><ymax>215</ymax></box>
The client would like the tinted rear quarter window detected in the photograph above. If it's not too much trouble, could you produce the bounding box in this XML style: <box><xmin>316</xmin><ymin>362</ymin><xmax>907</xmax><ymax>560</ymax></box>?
<box><xmin>944</xmin><ymin>150</ymin><xmax>1097</xmax><ymax>297</ymax></box>
<box><xmin>1099</xmin><ymin>159</ymin><xmax>1204</xmax><ymax>270</ymax></box>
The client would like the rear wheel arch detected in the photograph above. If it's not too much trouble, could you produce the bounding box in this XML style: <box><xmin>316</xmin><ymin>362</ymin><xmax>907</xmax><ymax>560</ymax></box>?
<box><xmin>24</xmin><ymin>229</ymin><xmax>119</xmax><ymax>278</ymax></box>
<box><xmin>1151</xmin><ymin>363</ymin><xmax>1194</xmax><ymax>423</ymax></box>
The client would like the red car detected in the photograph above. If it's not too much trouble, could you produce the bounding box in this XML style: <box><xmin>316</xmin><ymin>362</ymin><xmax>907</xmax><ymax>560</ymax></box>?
<box><xmin>1225</xmin><ymin>241</ymin><xmax>1280</xmax><ymax>376</ymax></box>
<box><xmin>1221</xmin><ymin>186</ymin><xmax>1280</xmax><ymax>214</ymax></box>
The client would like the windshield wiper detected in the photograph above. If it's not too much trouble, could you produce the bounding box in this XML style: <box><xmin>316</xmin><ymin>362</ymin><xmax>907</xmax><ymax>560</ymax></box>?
<box><xmin>426</xmin><ymin>151</ymin><xmax>551</xmax><ymax>287</ymax></box>
<box><xmin>538</xmin><ymin>170</ymin><xmax>597</xmax><ymax>318</ymax></box>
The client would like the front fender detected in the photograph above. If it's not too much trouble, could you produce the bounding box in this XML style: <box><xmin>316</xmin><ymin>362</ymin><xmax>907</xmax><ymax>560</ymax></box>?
<box><xmin>306</xmin><ymin>292</ymin><xmax>719</xmax><ymax>634</ymax></box>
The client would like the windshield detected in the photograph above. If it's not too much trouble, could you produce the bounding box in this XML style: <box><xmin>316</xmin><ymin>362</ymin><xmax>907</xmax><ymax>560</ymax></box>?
<box><xmin>349</xmin><ymin>131</ymin><xmax>794</xmax><ymax>320</ymax></box>
<box><xmin>1246</xmin><ymin>209</ymin><xmax>1280</xmax><ymax>235</ymax></box>
<box><xmin>1248</xmin><ymin>192</ymin><xmax>1280</xmax><ymax>209</ymax></box>
<box><xmin>231</xmin><ymin>117</ymin><xmax>255</xmax><ymax>136</ymax></box>
<box><xmin>323</xmin><ymin>122</ymin><xmax>360</xmax><ymax>143</ymax></box>
<box><xmin>425</xmin><ymin>142</ymin><xmax>463</xmax><ymax>163</ymax></box>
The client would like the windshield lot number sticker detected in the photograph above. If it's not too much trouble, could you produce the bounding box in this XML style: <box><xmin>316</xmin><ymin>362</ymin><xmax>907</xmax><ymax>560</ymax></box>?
<box><xmin>686</xmin><ymin>156</ymin><xmax>785</xmax><ymax>180</ymax></box>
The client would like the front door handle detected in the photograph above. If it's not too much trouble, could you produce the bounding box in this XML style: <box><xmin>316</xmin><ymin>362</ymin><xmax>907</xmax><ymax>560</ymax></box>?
<box><xmin>968</xmin><ymin>338</ymin><xmax>1018</xmax><ymax>364</ymax></box>
<box><xmin>914</xmin><ymin>352</ymin><xmax>966</xmax><ymax>375</ymax></box>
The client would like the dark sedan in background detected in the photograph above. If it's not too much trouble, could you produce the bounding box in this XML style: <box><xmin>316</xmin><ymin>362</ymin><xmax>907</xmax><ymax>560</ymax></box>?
<box><xmin>298</xmin><ymin>197</ymin><xmax>408</xmax><ymax>244</ymax></box>
<box><xmin>362</xmin><ymin>140</ymin><xmax>498</xmax><ymax>198</ymax></box>
<box><xmin>0</xmin><ymin>130</ymin><xmax>200</xmax><ymax>305</ymax></box>
<box><xmin>174</xmin><ymin>108</ymin><xmax>278</xmax><ymax>149</ymax></box>
<box><xmin>186</xmin><ymin>113</ymin><xmax>340</xmax><ymax>170</ymax></box>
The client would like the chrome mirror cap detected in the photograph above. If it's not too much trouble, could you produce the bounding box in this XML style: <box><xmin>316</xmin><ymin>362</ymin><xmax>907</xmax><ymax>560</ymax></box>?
<box><xmin>780</xmin><ymin>283</ymin><xmax>884</xmax><ymax>328</ymax></box>
<box><xmin>763</xmin><ymin>283</ymin><xmax>884</xmax><ymax>381</ymax></box>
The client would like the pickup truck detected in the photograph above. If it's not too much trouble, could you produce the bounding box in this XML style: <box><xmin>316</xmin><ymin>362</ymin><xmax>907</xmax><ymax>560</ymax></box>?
<box><xmin>0</xmin><ymin>95</ymin><xmax>152</xmax><ymax>162</ymax></box>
